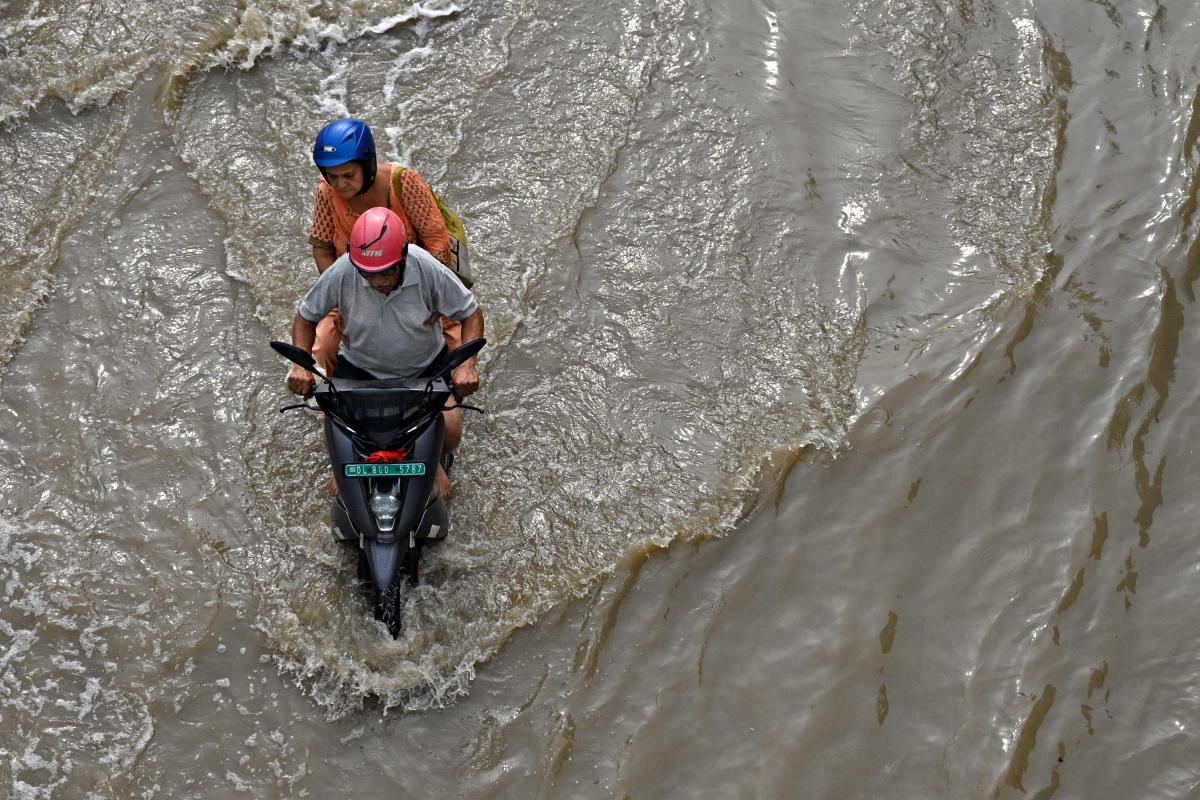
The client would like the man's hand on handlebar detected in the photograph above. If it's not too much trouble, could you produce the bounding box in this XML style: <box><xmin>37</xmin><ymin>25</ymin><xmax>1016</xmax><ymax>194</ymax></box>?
<box><xmin>287</xmin><ymin>364</ymin><xmax>316</xmax><ymax>397</ymax></box>
<box><xmin>451</xmin><ymin>360</ymin><xmax>479</xmax><ymax>397</ymax></box>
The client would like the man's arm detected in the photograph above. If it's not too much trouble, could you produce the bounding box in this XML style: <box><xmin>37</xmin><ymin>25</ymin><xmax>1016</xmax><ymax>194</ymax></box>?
<box><xmin>451</xmin><ymin>307</ymin><xmax>484</xmax><ymax>396</ymax></box>
<box><xmin>287</xmin><ymin>313</ymin><xmax>320</xmax><ymax>396</ymax></box>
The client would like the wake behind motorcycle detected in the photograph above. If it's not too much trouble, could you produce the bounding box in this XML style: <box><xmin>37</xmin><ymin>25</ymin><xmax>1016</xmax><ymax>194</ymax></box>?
<box><xmin>270</xmin><ymin>338</ymin><xmax>486</xmax><ymax>638</ymax></box>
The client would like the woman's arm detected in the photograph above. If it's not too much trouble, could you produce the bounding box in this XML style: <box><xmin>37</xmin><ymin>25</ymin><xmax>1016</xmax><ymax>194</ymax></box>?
<box><xmin>398</xmin><ymin>169</ymin><xmax>452</xmax><ymax>267</ymax></box>
<box><xmin>312</xmin><ymin>244</ymin><xmax>336</xmax><ymax>273</ymax></box>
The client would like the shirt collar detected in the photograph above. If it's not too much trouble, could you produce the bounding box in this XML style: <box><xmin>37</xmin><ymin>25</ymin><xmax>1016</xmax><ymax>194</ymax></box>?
<box><xmin>398</xmin><ymin>252</ymin><xmax>418</xmax><ymax>289</ymax></box>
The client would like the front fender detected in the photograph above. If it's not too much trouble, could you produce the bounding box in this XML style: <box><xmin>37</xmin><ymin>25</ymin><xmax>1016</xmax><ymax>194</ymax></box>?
<box><xmin>363</xmin><ymin>540</ymin><xmax>400</xmax><ymax>593</ymax></box>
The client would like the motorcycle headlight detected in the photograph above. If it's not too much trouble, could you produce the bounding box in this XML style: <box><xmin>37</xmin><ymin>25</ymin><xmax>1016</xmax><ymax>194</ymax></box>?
<box><xmin>370</xmin><ymin>492</ymin><xmax>401</xmax><ymax>531</ymax></box>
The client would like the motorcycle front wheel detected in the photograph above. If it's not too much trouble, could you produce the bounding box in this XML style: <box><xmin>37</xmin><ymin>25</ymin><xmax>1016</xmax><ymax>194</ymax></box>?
<box><xmin>358</xmin><ymin>548</ymin><xmax>420</xmax><ymax>639</ymax></box>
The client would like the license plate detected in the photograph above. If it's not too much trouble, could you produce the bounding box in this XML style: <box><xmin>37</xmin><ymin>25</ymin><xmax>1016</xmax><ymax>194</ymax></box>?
<box><xmin>344</xmin><ymin>462</ymin><xmax>427</xmax><ymax>477</ymax></box>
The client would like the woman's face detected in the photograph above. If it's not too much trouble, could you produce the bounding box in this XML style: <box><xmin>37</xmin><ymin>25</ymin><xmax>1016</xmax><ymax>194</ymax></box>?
<box><xmin>324</xmin><ymin>161</ymin><xmax>364</xmax><ymax>198</ymax></box>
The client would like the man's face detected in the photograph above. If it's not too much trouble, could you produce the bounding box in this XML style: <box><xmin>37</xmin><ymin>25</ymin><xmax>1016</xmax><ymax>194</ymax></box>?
<box><xmin>357</xmin><ymin>263</ymin><xmax>401</xmax><ymax>294</ymax></box>
<box><xmin>324</xmin><ymin>162</ymin><xmax>364</xmax><ymax>198</ymax></box>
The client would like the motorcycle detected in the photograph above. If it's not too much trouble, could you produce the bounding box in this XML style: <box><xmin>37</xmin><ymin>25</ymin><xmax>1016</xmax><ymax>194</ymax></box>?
<box><xmin>270</xmin><ymin>338</ymin><xmax>486</xmax><ymax>638</ymax></box>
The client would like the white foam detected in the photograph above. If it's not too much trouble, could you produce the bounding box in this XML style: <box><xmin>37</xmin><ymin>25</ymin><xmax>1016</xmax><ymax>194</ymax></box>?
<box><xmin>205</xmin><ymin>0</ymin><xmax>470</xmax><ymax>74</ymax></box>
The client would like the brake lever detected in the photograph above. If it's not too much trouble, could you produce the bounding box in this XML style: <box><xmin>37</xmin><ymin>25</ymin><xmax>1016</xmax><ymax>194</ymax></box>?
<box><xmin>278</xmin><ymin>402</ymin><xmax>318</xmax><ymax>413</ymax></box>
<box><xmin>446</xmin><ymin>403</ymin><xmax>485</xmax><ymax>414</ymax></box>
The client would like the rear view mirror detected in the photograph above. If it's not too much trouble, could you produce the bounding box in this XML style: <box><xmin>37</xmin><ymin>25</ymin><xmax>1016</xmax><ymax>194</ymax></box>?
<box><xmin>445</xmin><ymin>338</ymin><xmax>486</xmax><ymax>371</ymax></box>
<box><xmin>270</xmin><ymin>340</ymin><xmax>325</xmax><ymax>377</ymax></box>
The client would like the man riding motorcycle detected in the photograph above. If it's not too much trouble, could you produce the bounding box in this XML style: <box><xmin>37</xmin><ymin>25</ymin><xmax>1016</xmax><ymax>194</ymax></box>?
<box><xmin>287</xmin><ymin>206</ymin><xmax>484</xmax><ymax>498</ymax></box>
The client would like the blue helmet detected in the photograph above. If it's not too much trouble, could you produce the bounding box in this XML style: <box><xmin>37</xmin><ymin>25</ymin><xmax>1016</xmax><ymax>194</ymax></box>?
<box><xmin>312</xmin><ymin>118</ymin><xmax>377</xmax><ymax>194</ymax></box>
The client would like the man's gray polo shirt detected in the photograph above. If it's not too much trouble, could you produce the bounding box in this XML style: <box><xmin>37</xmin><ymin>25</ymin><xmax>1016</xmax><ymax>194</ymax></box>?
<box><xmin>299</xmin><ymin>245</ymin><xmax>478</xmax><ymax>379</ymax></box>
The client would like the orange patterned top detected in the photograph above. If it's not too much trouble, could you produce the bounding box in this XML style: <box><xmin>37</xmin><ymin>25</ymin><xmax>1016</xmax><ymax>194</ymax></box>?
<box><xmin>308</xmin><ymin>164</ymin><xmax>452</xmax><ymax>267</ymax></box>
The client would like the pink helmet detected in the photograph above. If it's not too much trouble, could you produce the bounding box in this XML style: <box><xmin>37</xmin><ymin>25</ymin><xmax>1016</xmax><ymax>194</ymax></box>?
<box><xmin>348</xmin><ymin>207</ymin><xmax>408</xmax><ymax>270</ymax></box>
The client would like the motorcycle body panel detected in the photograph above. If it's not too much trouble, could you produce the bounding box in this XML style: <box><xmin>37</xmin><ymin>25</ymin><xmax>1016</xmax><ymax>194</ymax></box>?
<box><xmin>316</xmin><ymin>378</ymin><xmax>451</xmax><ymax>600</ymax></box>
<box><xmin>325</xmin><ymin>418</ymin><xmax>375</xmax><ymax>538</ymax></box>
<box><xmin>417</xmin><ymin>495</ymin><xmax>448</xmax><ymax>540</ymax></box>
<box><xmin>330</xmin><ymin>497</ymin><xmax>355</xmax><ymax>542</ymax></box>
<box><xmin>387</xmin><ymin>415</ymin><xmax>444</xmax><ymax>544</ymax></box>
